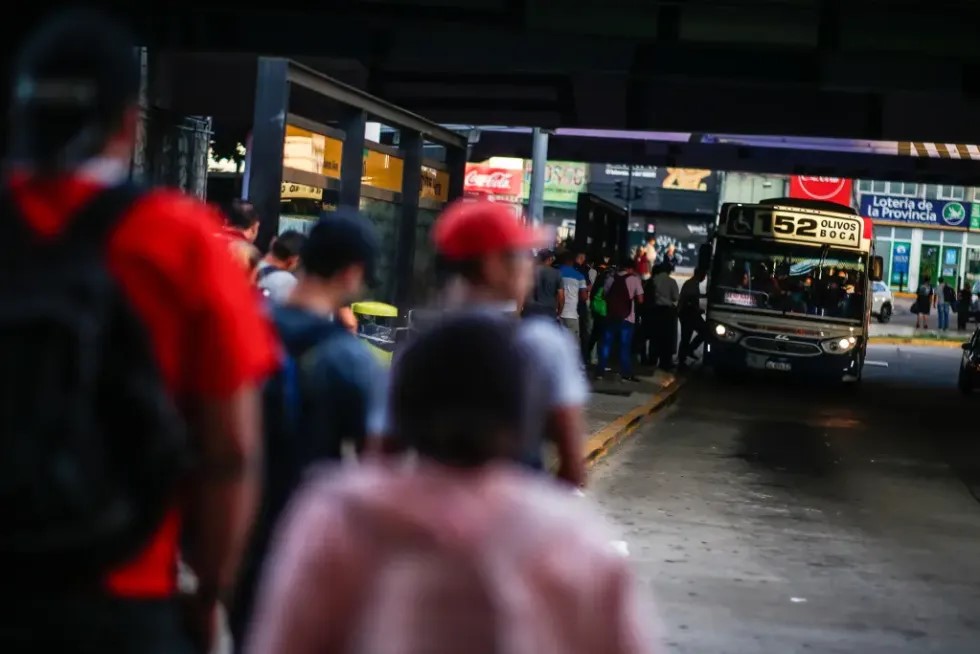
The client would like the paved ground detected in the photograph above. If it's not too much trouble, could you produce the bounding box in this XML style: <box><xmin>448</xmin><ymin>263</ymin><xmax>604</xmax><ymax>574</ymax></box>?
<box><xmin>591</xmin><ymin>345</ymin><xmax>980</xmax><ymax>653</ymax></box>
<box><xmin>587</xmin><ymin>367</ymin><xmax>676</xmax><ymax>435</ymax></box>
<box><xmin>871</xmin><ymin>298</ymin><xmax>973</xmax><ymax>339</ymax></box>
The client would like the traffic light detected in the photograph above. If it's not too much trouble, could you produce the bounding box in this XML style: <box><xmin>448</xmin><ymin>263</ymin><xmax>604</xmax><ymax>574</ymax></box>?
<box><xmin>633</xmin><ymin>186</ymin><xmax>644</xmax><ymax>201</ymax></box>
<box><xmin>614</xmin><ymin>180</ymin><xmax>624</xmax><ymax>199</ymax></box>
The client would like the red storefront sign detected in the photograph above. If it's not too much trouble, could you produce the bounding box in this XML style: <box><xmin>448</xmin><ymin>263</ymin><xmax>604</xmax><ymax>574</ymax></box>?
<box><xmin>464</xmin><ymin>165</ymin><xmax>523</xmax><ymax>197</ymax></box>
<box><xmin>789</xmin><ymin>176</ymin><xmax>853</xmax><ymax>207</ymax></box>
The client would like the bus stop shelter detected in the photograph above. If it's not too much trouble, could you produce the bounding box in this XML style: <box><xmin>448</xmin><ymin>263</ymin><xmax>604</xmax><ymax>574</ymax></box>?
<box><xmin>246</xmin><ymin>57</ymin><xmax>468</xmax><ymax>308</ymax></box>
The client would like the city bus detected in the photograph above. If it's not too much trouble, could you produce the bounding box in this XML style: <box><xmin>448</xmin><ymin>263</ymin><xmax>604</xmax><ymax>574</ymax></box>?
<box><xmin>702</xmin><ymin>198</ymin><xmax>884</xmax><ymax>382</ymax></box>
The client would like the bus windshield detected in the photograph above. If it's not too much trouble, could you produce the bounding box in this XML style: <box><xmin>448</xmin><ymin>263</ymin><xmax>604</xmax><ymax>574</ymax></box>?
<box><xmin>709</xmin><ymin>239</ymin><xmax>867</xmax><ymax>322</ymax></box>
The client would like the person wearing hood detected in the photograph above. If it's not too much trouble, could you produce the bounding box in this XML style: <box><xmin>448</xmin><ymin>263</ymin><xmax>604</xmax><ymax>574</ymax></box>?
<box><xmin>228</xmin><ymin>213</ymin><xmax>387</xmax><ymax>649</ymax></box>
<box><xmin>245</xmin><ymin>316</ymin><xmax>658</xmax><ymax>654</ymax></box>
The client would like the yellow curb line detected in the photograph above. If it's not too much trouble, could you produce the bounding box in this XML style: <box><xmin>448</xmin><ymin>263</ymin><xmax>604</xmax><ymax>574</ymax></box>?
<box><xmin>869</xmin><ymin>337</ymin><xmax>966</xmax><ymax>348</ymax></box>
<box><xmin>583</xmin><ymin>377</ymin><xmax>687</xmax><ymax>468</ymax></box>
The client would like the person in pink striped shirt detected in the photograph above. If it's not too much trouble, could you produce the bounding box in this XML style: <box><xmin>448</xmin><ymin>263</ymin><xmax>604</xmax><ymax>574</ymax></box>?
<box><xmin>245</xmin><ymin>316</ymin><xmax>659</xmax><ymax>654</ymax></box>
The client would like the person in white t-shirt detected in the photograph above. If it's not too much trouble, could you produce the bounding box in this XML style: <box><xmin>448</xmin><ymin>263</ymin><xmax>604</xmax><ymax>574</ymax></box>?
<box><xmin>256</xmin><ymin>230</ymin><xmax>305</xmax><ymax>303</ymax></box>
<box><xmin>558</xmin><ymin>251</ymin><xmax>588</xmax><ymax>339</ymax></box>
<box><xmin>385</xmin><ymin>200</ymin><xmax>588</xmax><ymax>488</ymax></box>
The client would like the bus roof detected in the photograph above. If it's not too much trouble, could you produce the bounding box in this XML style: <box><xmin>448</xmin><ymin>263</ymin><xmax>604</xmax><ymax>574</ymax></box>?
<box><xmin>758</xmin><ymin>197</ymin><xmax>859</xmax><ymax>216</ymax></box>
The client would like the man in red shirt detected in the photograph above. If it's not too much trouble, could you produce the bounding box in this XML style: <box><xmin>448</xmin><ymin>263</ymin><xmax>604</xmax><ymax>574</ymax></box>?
<box><xmin>220</xmin><ymin>198</ymin><xmax>261</xmax><ymax>244</ymax></box>
<box><xmin>1</xmin><ymin>10</ymin><xmax>278</xmax><ymax>653</ymax></box>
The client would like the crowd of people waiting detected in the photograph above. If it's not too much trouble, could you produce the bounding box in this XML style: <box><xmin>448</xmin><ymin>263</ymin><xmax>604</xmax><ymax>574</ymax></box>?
<box><xmin>1</xmin><ymin>10</ymin><xmax>659</xmax><ymax>653</ymax></box>
<box><xmin>526</xmin><ymin>236</ymin><xmax>707</xmax><ymax>379</ymax></box>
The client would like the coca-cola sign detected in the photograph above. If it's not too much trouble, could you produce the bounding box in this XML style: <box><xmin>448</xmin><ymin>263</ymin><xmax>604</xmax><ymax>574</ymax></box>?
<box><xmin>464</xmin><ymin>165</ymin><xmax>523</xmax><ymax>196</ymax></box>
<box><xmin>789</xmin><ymin>176</ymin><xmax>853</xmax><ymax>207</ymax></box>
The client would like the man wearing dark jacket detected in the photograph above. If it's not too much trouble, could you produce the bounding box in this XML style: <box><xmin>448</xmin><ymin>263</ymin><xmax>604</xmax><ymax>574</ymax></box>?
<box><xmin>230</xmin><ymin>214</ymin><xmax>386</xmax><ymax>649</ymax></box>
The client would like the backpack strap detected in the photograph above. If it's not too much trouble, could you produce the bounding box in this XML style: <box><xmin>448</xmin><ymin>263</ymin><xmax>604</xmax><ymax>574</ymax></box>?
<box><xmin>257</xmin><ymin>265</ymin><xmax>281</xmax><ymax>282</ymax></box>
<box><xmin>0</xmin><ymin>181</ymin><xmax>143</xmax><ymax>253</ymax></box>
<box><xmin>64</xmin><ymin>183</ymin><xmax>144</xmax><ymax>247</ymax></box>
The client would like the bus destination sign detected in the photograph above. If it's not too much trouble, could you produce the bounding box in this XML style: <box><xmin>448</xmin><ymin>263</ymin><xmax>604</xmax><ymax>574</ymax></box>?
<box><xmin>722</xmin><ymin>206</ymin><xmax>862</xmax><ymax>248</ymax></box>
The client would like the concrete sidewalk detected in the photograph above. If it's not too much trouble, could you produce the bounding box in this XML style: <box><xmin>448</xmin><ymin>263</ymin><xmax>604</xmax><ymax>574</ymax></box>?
<box><xmin>582</xmin><ymin>368</ymin><xmax>682</xmax><ymax>464</ymax></box>
<box><xmin>870</xmin><ymin>296</ymin><xmax>972</xmax><ymax>340</ymax></box>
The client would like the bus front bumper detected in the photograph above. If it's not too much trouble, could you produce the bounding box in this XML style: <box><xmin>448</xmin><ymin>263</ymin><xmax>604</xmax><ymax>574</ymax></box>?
<box><xmin>705</xmin><ymin>340</ymin><xmax>862</xmax><ymax>381</ymax></box>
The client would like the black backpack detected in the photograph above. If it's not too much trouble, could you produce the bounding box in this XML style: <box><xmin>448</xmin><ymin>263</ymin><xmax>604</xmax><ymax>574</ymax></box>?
<box><xmin>605</xmin><ymin>274</ymin><xmax>633</xmax><ymax>321</ymax></box>
<box><xmin>944</xmin><ymin>284</ymin><xmax>956</xmax><ymax>304</ymax></box>
<box><xmin>0</xmin><ymin>184</ymin><xmax>187</xmax><ymax>584</ymax></box>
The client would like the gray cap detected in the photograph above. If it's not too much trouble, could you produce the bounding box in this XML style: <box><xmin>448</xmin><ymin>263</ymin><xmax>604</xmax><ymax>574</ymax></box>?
<box><xmin>9</xmin><ymin>9</ymin><xmax>140</xmax><ymax>171</ymax></box>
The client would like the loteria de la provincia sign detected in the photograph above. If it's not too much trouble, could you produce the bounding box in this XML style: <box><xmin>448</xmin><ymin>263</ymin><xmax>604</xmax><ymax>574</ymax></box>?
<box><xmin>859</xmin><ymin>194</ymin><xmax>972</xmax><ymax>229</ymax></box>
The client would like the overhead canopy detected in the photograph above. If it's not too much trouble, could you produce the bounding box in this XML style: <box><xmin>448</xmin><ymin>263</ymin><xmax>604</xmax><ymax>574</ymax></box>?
<box><xmin>70</xmin><ymin>0</ymin><xmax>980</xmax><ymax>146</ymax></box>
<box><xmin>468</xmin><ymin>129</ymin><xmax>980</xmax><ymax>186</ymax></box>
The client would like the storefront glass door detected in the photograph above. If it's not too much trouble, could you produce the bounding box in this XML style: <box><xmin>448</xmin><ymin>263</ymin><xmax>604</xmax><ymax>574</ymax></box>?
<box><xmin>966</xmin><ymin>248</ymin><xmax>980</xmax><ymax>293</ymax></box>
<box><xmin>890</xmin><ymin>241</ymin><xmax>910</xmax><ymax>290</ymax></box>
<box><xmin>940</xmin><ymin>246</ymin><xmax>961</xmax><ymax>286</ymax></box>
<box><xmin>919</xmin><ymin>244</ymin><xmax>941</xmax><ymax>285</ymax></box>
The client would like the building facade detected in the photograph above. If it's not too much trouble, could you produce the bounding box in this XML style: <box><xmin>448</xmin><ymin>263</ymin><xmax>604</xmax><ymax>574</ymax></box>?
<box><xmin>719</xmin><ymin>172</ymin><xmax>788</xmax><ymax>205</ymax></box>
<box><xmin>459</xmin><ymin>158</ymin><xmax>980</xmax><ymax>292</ymax></box>
<box><xmin>856</xmin><ymin>181</ymin><xmax>980</xmax><ymax>293</ymax></box>
<box><xmin>588</xmin><ymin>164</ymin><xmax>720</xmax><ymax>268</ymax></box>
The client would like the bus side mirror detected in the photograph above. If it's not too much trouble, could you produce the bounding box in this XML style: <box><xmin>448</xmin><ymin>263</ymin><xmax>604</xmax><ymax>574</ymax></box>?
<box><xmin>871</xmin><ymin>256</ymin><xmax>884</xmax><ymax>282</ymax></box>
<box><xmin>698</xmin><ymin>243</ymin><xmax>713</xmax><ymax>271</ymax></box>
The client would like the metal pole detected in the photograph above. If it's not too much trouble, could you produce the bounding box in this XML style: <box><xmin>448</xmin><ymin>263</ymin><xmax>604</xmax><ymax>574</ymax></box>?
<box><xmin>528</xmin><ymin>127</ymin><xmax>549</xmax><ymax>224</ymax></box>
<box><xmin>130</xmin><ymin>46</ymin><xmax>149</xmax><ymax>183</ymax></box>
<box><xmin>625</xmin><ymin>164</ymin><xmax>634</xmax><ymax>221</ymax></box>
<box><xmin>247</xmin><ymin>58</ymin><xmax>290</xmax><ymax>251</ymax></box>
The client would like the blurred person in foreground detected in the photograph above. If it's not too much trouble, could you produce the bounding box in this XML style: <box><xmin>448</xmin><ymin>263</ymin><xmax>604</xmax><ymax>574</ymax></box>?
<box><xmin>0</xmin><ymin>10</ymin><xmax>277</xmax><ymax>653</ymax></box>
<box><xmin>396</xmin><ymin>200</ymin><xmax>587</xmax><ymax>487</ymax></box>
<box><xmin>229</xmin><ymin>215</ymin><xmax>387</xmax><ymax>649</ymax></box>
<box><xmin>246</xmin><ymin>316</ymin><xmax>658</xmax><ymax>654</ymax></box>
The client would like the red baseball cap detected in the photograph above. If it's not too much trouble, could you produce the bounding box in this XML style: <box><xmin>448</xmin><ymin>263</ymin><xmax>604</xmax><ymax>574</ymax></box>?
<box><xmin>433</xmin><ymin>199</ymin><xmax>548</xmax><ymax>260</ymax></box>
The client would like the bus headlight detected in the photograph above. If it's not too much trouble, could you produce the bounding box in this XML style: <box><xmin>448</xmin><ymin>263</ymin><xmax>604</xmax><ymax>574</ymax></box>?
<box><xmin>711</xmin><ymin>322</ymin><xmax>741</xmax><ymax>343</ymax></box>
<box><xmin>822</xmin><ymin>335</ymin><xmax>858</xmax><ymax>354</ymax></box>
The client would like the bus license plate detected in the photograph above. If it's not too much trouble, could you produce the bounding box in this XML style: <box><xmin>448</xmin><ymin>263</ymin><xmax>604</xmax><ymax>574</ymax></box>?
<box><xmin>765</xmin><ymin>361</ymin><xmax>792</xmax><ymax>372</ymax></box>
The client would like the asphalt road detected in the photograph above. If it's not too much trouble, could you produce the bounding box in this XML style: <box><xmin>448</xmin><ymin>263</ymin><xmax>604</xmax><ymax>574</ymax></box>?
<box><xmin>591</xmin><ymin>345</ymin><xmax>980</xmax><ymax>654</ymax></box>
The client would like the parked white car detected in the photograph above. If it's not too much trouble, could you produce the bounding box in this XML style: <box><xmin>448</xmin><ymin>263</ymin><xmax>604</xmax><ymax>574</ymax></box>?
<box><xmin>871</xmin><ymin>281</ymin><xmax>893</xmax><ymax>323</ymax></box>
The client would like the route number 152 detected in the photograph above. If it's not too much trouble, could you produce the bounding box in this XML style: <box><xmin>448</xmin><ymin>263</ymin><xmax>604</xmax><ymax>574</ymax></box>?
<box><xmin>757</xmin><ymin>212</ymin><xmax>818</xmax><ymax>238</ymax></box>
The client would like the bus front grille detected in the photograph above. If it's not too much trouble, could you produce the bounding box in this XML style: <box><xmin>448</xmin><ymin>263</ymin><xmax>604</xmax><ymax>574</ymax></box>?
<box><xmin>741</xmin><ymin>336</ymin><xmax>822</xmax><ymax>357</ymax></box>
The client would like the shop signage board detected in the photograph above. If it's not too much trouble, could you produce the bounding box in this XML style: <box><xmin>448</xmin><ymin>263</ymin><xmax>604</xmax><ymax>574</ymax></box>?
<box><xmin>362</xmin><ymin>148</ymin><xmax>404</xmax><ymax>193</ymax></box>
<box><xmin>971</xmin><ymin>204</ymin><xmax>980</xmax><ymax>230</ymax></box>
<box><xmin>421</xmin><ymin>166</ymin><xmax>450</xmax><ymax>203</ymax></box>
<box><xmin>858</xmin><ymin>194</ymin><xmax>972</xmax><ymax>229</ymax></box>
<box><xmin>282</xmin><ymin>123</ymin><xmax>448</xmax><ymax>202</ymax></box>
<box><xmin>589</xmin><ymin>164</ymin><xmax>717</xmax><ymax>193</ymax></box>
<box><xmin>789</xmin><ymin>176</ymin><xmax>853</xmax><ymax>207</ymax></box>
<box><xmin>601</xmin><ymin>164</ymin><xmax>658</xmax><ymax>179</ymax></box>
<box><xmin>890</xmin><ymin>241</ymin><xmax>910</xmax><ymax>286</ymax></box>
<box><xmin>284</xmin><ymin>124</ymin><xmax>342</xmax><ymax>178</ymax></box>
<box><xmin>660</xmin><ymin>168</ymin><xmax>714</xmax><ymax>192</ymax></box>
<box><xmin>464</xmin><ymin>164</ymin><xmax>523</xmax><ymax>197</ymax></box>
<box><xmin>521</xmin><ymin>160</ymin><xmax>589</xmax><ymax>205</ymax></box>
